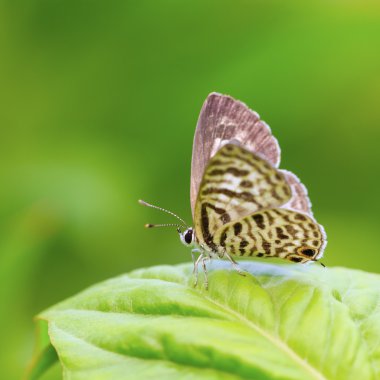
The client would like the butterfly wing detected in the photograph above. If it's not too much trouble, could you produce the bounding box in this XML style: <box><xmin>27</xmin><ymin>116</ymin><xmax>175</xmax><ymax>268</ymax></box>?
<box><xmin>280</xmin><ymin>170</ymin><xmax>313</xmax><ymax>216</ymax></box>
<box><xmin>191</xmin><ymin>93</ymin><xmax>281</xmax><ymax>217</ymax></box>
<box><xmin>193</xmin><ymin>143</ymin><xmax>292</xmax><ymax>251</ymax></box>
<box><xmin>212</xmin><ymin>208</ymin><xmax>326</xmax><ymax>262</ymax></box>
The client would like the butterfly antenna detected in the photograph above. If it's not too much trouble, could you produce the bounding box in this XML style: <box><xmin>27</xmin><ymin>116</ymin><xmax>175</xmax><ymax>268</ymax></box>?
<box><xmin>145</xmin><ymin>223</ymin><xmax>183</xmax><ymax>230</ymax></box>
<box><xmin>138</xmin><ymin>199</ymin><xmax>188</xmax><ymax>229</ymax></box>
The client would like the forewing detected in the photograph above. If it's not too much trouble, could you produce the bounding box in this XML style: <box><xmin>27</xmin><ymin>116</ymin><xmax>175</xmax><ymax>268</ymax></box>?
<box><xmin>212</xmin><ymin>208</ymin><xmax>326</xmax><ymax>262</ymax></box>
<box><xmin>280</xmin><ymin>170</ymin><xmax>313</xmax><ymax>216</ymax></box>
<box><xmin>190</xmin><ymin>93</ymin><xmax>281</xmax><ymax>217</ymax></box>
<box><xmin>194</xmin><ymin>144</ymin><xmax>291</xmax><ymax>250</ymax></box>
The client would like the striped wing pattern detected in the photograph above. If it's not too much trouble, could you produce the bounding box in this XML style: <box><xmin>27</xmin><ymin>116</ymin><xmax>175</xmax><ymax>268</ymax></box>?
<box><xmin>194</xmin><ymin>143</ymin><xmax>292</xmax><ymax>251</ymax></box>
<box><xmin>212</xmin><ymin>208</ymin><xmax>326</xmax><ymax>262</ymax></box>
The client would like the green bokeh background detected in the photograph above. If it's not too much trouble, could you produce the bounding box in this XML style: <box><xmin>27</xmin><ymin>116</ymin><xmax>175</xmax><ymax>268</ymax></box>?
<box><xmin>1</xmin><ymin>1</ymin><xmax>379</xmax><ymax>379</ymax></box>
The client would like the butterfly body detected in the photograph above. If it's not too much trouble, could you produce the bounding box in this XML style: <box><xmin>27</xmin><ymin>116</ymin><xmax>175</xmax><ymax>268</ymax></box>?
<box><xmin>141</xmin><ymin>93</ymin><xmax>327</xmax><ymax>287</ymax></box>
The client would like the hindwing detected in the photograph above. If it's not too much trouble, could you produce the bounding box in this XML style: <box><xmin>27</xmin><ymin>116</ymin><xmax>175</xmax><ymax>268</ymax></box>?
<box><xmin>212</xmin><ymin>208</ymin><xmax>326</xmax><ymax>261</ymax></box>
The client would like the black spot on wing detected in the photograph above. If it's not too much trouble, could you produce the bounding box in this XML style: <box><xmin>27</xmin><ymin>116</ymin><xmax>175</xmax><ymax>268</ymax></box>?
<box><xmin>252</xmin><ymin>214</ymin><xmax>265</xmax><ymax>229</ymax></box>
<box><xmin>262</xmin><ymin>241</ymin><xmax>271</xmax><ymax>254</ymax></box>
<box><xmin>233</xmin><ymin>222</ymin><xmax>242</xmax><ymax>236</ymax></box>
<box><xmin>285</xmin><ymin>224</ymin><xmax>297</xmax><ymax>237</ymax></box>
<box><xmin>308</xmin><ymin>223</ymin><xmax>317</xmax><ymax>230</ymax></box>
<box><xmin>295</xmin><ymin>213</ymin><xmax>307</xmax><ymax>221</ymax></box>
<box><xmin>220</xmin><ymin>227</ymin><xmax>228</xmax><ymax>248</ymax></box>
<box><xmin>208</xmin><ymin>168</ymin><xmax>249</xmax><ymax>177</ymax></box>
<box><xmin>239</xmin><ymin>240</ymin><xmax>249</xmax><ymax>255</ymax></box>
<box><xmin>202</xmin><ymin>188</ymin><xmax>261</xmax><ymax>207</ymax></box>
<box><xmin>240</xmin><ymin>240</ymin><xmax>249</xmax><ymax>248</ymax></box>
<box><xmin>276</xmin><ymin>227</ymin><xmax>289</xmax><ymax>240</ymax></box>
<box><xmin>282</xmin><ymin>185</ymin><xmax>291</xmax><ymax>197</ymax></box>
<box><xmin>240</xmin><ymin>180</ymin><xmax>253</xmax><ymax>188</ymax></box>
<box><xmin>221</xmin><ymin>213</ymin><xmax>231</xmax><ymax>224</ymax></box>
<box><xmin>301</xmin><ymin>248</ymin><xmax>315</xmax><ymax>257</ymax></box>
<box><xmin>271</xmin><ymin>189</ymin><xmax>283</xmax><ymax>201</ymax></box>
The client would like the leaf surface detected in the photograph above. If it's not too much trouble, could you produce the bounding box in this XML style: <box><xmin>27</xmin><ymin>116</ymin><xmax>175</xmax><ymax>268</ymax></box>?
<box><xmin>30</xmin><ymin>262</ymin><xmax>380</xmax><ymax>380</ymax></box>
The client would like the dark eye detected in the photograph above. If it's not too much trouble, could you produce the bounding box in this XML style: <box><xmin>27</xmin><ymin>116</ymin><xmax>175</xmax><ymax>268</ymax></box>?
<box><xmin>184</xmin><ymin>230</ymin><xmax>193</xmax><ymax>244</ymax></box>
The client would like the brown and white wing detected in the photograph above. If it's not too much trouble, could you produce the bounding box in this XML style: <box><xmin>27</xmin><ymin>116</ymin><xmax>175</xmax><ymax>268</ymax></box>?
<box><xmin>212</xmin><ymin>208</ymin><xmax>326</xmax><ymax>262</ymax></box>
<box><xmin>190</xmin><ymin>92</ymin><xmax>281</xmax><ymax>217</ymax></box>
<box><xmin>193</xmin><ymin>143</ymin><xmax>291</xmax><ymax>251</ymax></box>
<box><xmin>280</xmin><ymin>170</ymin><xmax>313</xmax><ymax>216</ymax></box>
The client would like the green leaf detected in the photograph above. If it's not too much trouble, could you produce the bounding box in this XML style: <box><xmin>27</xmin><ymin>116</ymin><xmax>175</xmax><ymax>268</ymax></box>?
<box><xmin>27</xmin><ymin>344</ymin><xmax>59</xmax><ymax>380</ymax></box>
<box><xmin>29</xmin><ymin>262</ymin><xmax>380</xmax><ymax>380</ymax></box>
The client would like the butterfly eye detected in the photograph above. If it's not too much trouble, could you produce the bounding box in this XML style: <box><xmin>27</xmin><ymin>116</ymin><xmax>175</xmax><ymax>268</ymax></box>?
<box><xmin>184</xmin><ymin>229</ymin><xmax>193</xmax><ymax>244</ymax></box>
<box><xmin>297</xmin><ymin>246</ymin><xmax>315</xmax><ymax>257</ymax></box>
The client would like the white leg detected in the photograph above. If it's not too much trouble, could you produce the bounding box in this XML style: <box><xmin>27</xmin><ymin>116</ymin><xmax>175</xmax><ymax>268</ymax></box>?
<box><xmin>201</xmin><ymin>256</ymin><xmax>210</xmax><ymax>290</ymax></box>
<box><xmin>224</xmin><ymin>251</ymin><xmax>246</xmax><ymax>276</ymax></box>
<box><xmin>193</xmin><ymin>253</ymin><xmax>204</xmax><ymax>287</ymax></box>
<box><xmin>191</xmin><ymin>248</ymin><xmax>201</xmax><ymax>264</ymax></box>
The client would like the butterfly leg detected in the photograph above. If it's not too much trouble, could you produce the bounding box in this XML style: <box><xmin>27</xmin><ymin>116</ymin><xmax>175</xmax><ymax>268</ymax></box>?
<box><xmin>224</xmin><ymin>251</ymin><xmax>246</xmax><ymax>277</ymax></box>
<box><xmin>201</xmin><ymin>256</ymin><xmax>210</xmax><ymax>290</ymax></box>
<box><xmin>193</xmin><ymin>251</ymin><xmax>210</xmax><ymax>289</ymax></box>
<box><xmin>193</xmin><ymin>252</ymin><xmax>204</xmax><ymax>287</ymax></box>
<box><xmin>191</xmin><ymin>248</ymin><xmax>202</xmax><ymax>264</ymax></box>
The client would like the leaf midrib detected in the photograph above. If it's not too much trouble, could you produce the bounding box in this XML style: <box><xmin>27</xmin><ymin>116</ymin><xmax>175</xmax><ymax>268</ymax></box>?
<box><xmin>45</xmin><ymin>304</ymin><xmax>324</xmax><ymax>380</ymax></box>
<box><xmin>202</xmin><ymin>292</ymin><xmax>327</xmax><ymax>380</ymax></box>
<box><xmin>123</xmin><ymin>273</ymin><xmax>327</xmax><ymax>379</ymax></box>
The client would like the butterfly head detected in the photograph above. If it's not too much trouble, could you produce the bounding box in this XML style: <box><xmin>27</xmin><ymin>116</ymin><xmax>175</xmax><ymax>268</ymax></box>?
<box><xmin>139</xmin><ymin>199</ymin><xmax>195</xmax><ymax>244</ymax></box>
<box><xmin>179</xmin><ymin>227</ymin><xmax>195</xmax><ymax>247</ymax></box>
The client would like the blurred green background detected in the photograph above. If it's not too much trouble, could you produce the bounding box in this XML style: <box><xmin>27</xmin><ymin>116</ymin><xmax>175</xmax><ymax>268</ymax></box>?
<box><xmin>0</xmin><ymin>1</ymin><xmax>379</xmax><ymax>379</ymax></box>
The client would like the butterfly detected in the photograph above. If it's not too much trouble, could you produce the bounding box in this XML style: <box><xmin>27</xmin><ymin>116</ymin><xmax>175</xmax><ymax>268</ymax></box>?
<box><xmin>140</xmin><ymin>93</ymin><xmax>327</xmax><ymax>288</ymax></box>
